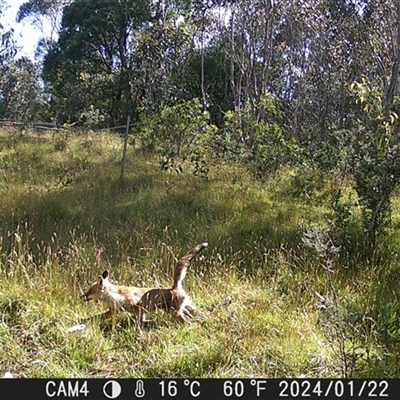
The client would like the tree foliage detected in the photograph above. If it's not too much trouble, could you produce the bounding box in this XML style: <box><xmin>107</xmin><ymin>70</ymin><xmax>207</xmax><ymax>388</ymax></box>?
<box><xmin>0</xmin><ymin>57</ymin><xmax>46</xmax><ymax>121</ymax></box>
<box><xmin>0</xmin><ymin>2</ymin><xmax>17</xmax><ymax>65</ymax></box>
<box><xmin>0</xmin><ymin>2</ymin><xmax>19</xmax><ymax>119</ymax></box>
<box><xmin>138</xmin><ymin>98</ymin><xmax>215</xmax><ymax>177</ymax></box>
<box><xmin>17</xmin><ymin>0</ymin><xmax>69</xmax><ymax>55</ymax></box>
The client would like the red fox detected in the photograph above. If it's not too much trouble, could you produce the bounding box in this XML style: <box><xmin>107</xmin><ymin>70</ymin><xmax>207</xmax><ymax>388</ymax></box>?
<box><xmin>81</xmin><ymin>242</ymin><xmax>208</xmax><ymax>325</ymax></box>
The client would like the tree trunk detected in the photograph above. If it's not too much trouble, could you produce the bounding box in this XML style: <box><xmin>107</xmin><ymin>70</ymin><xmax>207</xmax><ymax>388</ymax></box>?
<box><xmin>119</xmin><ymin>112</ymin><xmax>131</xmax><ymax>183</ymax></box>
<box><xmin>229</xmin><ymin>7</ymin><xmax>239</xmax><ymax>109</ymax></box>
<box><xmin>384</xmin><ymin>1</ymin><xmax>400</xmax><ymax>126</ymax></box>
<box><xmin>200</xmin><ymin>29</ymin><xmax>207</xmax><ymax>111</ymax></box>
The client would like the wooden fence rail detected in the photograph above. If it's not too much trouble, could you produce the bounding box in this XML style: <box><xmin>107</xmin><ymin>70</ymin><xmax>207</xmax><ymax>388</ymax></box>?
<box><xmin>0</xmin><ymin>120</ymin><xmax>66</xmax><ymax>130</ymax></box>
<box><xmin>0</xmin><ymin>120</ymin><xmax>128</xmax><ymax>132</ymax></box>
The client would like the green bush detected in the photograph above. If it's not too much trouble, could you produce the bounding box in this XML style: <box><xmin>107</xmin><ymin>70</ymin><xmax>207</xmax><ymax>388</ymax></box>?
<box><xmin>137</xmin><ymin>98</ymin><xmax>216</xmax><ymax>177</ymax></box>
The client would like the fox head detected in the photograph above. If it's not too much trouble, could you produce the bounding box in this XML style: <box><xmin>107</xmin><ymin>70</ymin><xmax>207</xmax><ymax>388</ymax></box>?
<box><xmin>80</xmin><ymin>270</ymin><xmax>110</xmax><ymax>302</ymax></box>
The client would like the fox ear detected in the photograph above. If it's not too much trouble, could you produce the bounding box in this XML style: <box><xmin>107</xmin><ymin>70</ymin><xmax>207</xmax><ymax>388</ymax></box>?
<box><xmin>98</xmin><ymin>270</ymin><xmax>109</xmax><ymax>288</ymax></box>
<box><xmin>101</xmin><ymin>270</ymin><xmax>109</xmax><ymax>279</ymax></box>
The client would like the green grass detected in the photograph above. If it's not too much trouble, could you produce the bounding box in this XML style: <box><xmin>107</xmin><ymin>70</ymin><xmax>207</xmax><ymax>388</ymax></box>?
<box><xmin>0</xmin><ymin>128</ymin><xmax>399</xmax><ymax>378</ymax></box>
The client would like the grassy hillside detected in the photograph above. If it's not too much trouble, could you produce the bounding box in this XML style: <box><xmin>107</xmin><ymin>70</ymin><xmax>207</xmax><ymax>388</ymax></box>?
<box><xmin>0</xmin><ymin>128</ymin><xmax>399</xmax><ymax>378</ymax></box>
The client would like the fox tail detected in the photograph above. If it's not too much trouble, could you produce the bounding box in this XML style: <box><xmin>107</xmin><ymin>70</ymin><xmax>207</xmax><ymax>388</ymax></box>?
<box><xmin>172</xmin><ymin>242</ymin><xmax>208</xmax><ymax>290</ymax></box>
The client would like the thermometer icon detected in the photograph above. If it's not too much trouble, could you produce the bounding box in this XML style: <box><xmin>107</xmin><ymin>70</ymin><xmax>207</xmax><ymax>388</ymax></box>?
<box><xmin>135</xmin><ymin>380</ymin><xmax>145</xmax><ymax>398</ymax></box>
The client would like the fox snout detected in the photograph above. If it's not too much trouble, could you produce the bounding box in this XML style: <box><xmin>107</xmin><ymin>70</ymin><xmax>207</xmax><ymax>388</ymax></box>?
<box><xmin>80</xmin><ymin>293</ymin><xmax>90</xmax><ymax>301</ymax></box>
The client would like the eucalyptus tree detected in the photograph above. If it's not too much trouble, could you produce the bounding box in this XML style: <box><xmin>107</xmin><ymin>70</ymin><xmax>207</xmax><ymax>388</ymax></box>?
<box><xmin>16</xmin><ymin>0</ymin><xmax>70</xmax><ymax>57</ymax></box>
<box><xmin>272</xmin><ymin>0</ymin><xmax>372</xmax><ymax>144</ymax></box>
<box><xmin>226</xmin><ymin>0</ymin><xmax>277</xmax><ymax>116</ymax></box>
<box><xmin>366</xmin><ymin>0</ymin><xmax>400</xmax><ymax>129</ymax></box>
<box><xmin>0</xmin><ymin>1</ymin><xmax>18</xmax><ymax>119</ymax></box>
<box><xmin>43</xmin><ymin>0</ymin><xmax>151</xmax><ymax>124</ymax></box>
<box><xmin>346</xmin><ymin>0</ymin><xmax>400</xmax><ymax>244</ymax></box>
<box><xmin>0</xmin><ymin>1</ymin><xmax>17</xmax><ymax>65</ymax></box>
<box><xmin>0</xmin><ymin>57</ymin><xmax>45</xmax><ymax>122</ymax></box>
<box><xmin>42</xmin><ymin>0</ymin><xmax>202</xmax><ymax>181</ymax></box>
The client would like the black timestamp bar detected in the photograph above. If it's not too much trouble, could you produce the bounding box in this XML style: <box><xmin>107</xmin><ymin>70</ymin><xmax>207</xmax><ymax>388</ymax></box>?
<box><xmin>0</xmin><ymin>378</ymin><xmax>397</xmax><ymax>400</ymax></box>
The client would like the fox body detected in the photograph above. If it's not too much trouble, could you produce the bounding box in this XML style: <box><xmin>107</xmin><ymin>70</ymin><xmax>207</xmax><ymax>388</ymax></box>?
<box><xmin>81</xmin><ymin>242</ymin><xmax>208</xmax><ymax>324</ymax></box>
